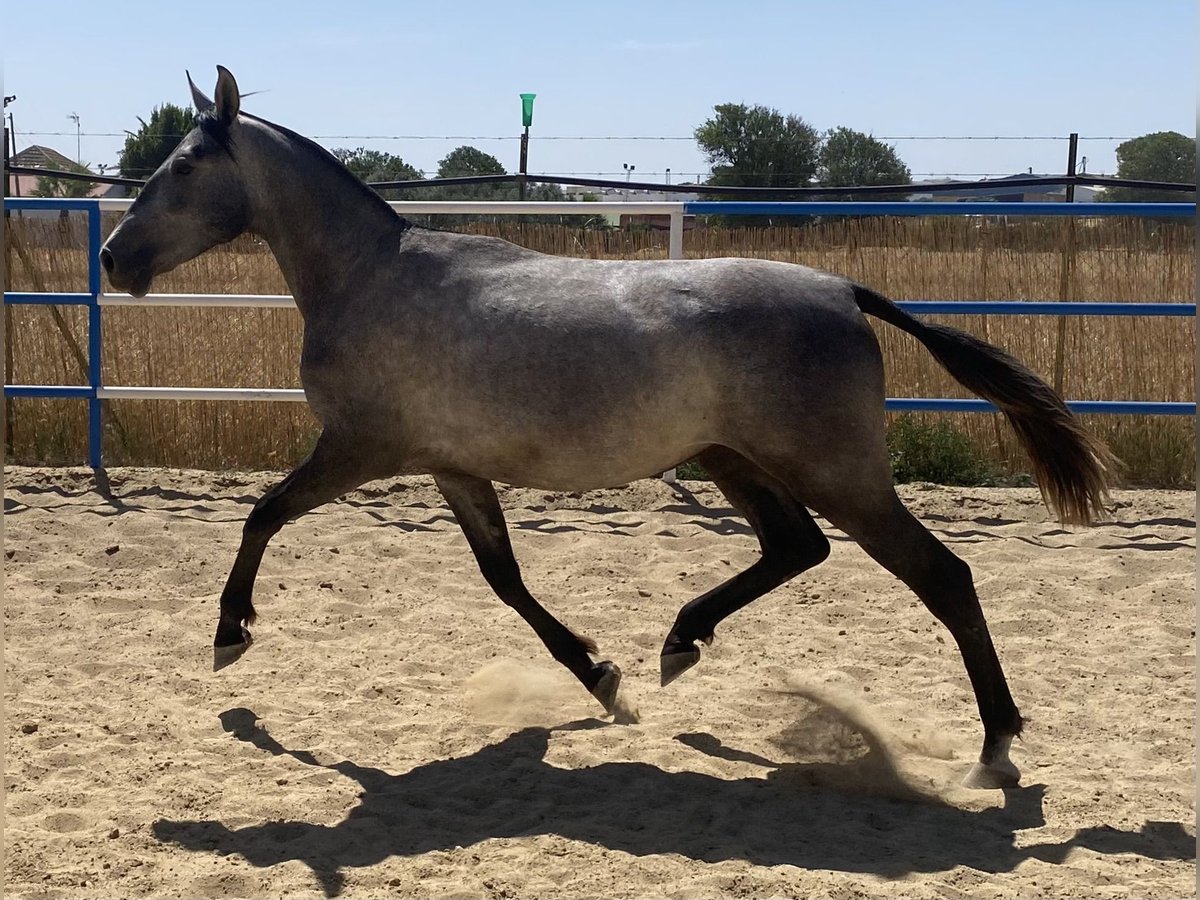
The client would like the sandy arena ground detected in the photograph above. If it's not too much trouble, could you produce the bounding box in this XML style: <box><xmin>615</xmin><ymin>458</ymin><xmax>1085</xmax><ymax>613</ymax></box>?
<box><xmin>4</xmin><ymin>466</ymin><xmax>1196</xmax><ymax>898</ymax></box>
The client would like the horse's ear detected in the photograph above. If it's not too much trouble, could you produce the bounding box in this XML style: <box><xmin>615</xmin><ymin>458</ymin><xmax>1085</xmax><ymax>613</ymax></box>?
<box><xmin>187</xmin><ymin>70</ymin><xmax>214</xmax><ymax>113</ymax></box>
<box><xmin>213</xmin><ymin>65</ymin><xmax>240</xmax><ymax>126</ymax></box>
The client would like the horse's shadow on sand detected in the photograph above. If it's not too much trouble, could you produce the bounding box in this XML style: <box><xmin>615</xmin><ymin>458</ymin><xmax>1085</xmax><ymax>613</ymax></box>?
<box><xmin>153</xmin><ymin>706</ymin><xmax>1194</xmax><ymax>897</ymax></box>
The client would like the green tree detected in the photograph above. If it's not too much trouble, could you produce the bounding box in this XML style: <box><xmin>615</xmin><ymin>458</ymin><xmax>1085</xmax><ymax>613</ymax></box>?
<box><xmin>432</xmin><ymin>145</ymin><xmax>510</xmax><ymax>202</ymax></box>
<box><xmin>428</xmin><ymin>145</ymin><xmax>581</xmax><ymax>225</ymax></box>
<box><xmin>118</xmin><ymin>103</ymin><xmax>196</xmax><ymax>180</ymax></box>
<box><xmin>526</xmin><ymin>182</ymin><xmax>568</xmax><ymax>201</ymax></box>
<box><xmin>331</xmin><ymin>147</ymin><xmax>425</xmax><ymax>200</ymax></box>
<box><xmin>431</xmin><ymin>145</ymin><xmax>567</xmax><ymax>201</ymax></box>
<box><xmin>30</xmin><ymin>159</ymin><xmax>97</xmax><ymax>198</ymax></box>
<box><xmin>694</xmin><ymin>103</ymin><xmax>821</xmax><ymax>188</ymax></box>
<box><xmin>1099</xmin><ymin>131</ymin><xmax>1195</xmax><ymax>202</ymax></box>
<box><xmin>818</xmin><ymin>127</ymin><xmax>911</xmax><ymax>191</ymax></box>
<box><xmin>437</xmin><ymin>145</ymin><xmax>507</xmax><ymax>179</ymax></box>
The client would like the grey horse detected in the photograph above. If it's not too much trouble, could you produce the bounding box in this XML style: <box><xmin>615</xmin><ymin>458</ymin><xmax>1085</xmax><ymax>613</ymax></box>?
<box><xmin>100</xmin><ymin>67</ymin><xmax>1113</xmax><ymax>789</ymax></box>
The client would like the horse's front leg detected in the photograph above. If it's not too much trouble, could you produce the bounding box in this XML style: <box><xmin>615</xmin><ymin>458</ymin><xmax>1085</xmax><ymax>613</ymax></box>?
<box><xmin>214</xmin><ymin>431</ymin><xmax>370</xmax><ymax>670</ymax></box>
<box><xmin>434</xmin><ymin>472</ymin><xmax>638</xmax><ymax>723</ymax></box>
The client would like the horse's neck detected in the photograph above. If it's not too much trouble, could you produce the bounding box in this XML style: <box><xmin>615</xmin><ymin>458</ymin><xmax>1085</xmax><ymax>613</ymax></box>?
<box><xmin>242</xmin><ymin>120</ymin><xmax>404</xmax><ymax>316</ymax></box>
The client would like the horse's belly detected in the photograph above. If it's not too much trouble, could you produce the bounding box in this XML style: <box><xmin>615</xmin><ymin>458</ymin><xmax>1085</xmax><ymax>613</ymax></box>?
<box><xmin>423</xmin><ymin>406</ymin><xmax>709</xmax><ymax>490</ymax></box>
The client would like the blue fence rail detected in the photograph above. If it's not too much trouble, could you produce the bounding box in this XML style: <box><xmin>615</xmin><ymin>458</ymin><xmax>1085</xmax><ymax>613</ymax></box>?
<box><xmin>3</xmin><ymin>198</ymin><xmax>1196</xmax><ymax>469</ymax></box>
<box><xmin>682</xmin><ymin>201</ymin><xmax>1197</xmax><ymax>217</ymax></box>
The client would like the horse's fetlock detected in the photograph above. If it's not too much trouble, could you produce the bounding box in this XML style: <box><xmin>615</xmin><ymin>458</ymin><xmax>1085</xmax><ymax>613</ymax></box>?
<box><xmin>574</xmin><ymin>630</ymin><xmax>599</xmax><ymax>656</ymax></box>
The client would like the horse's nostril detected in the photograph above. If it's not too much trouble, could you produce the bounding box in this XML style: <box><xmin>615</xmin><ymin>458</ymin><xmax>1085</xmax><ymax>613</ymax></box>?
<box><xmin>99</xmin><ymin>247</ymin><xmax>115</xmax><ymax>274</ymax></box>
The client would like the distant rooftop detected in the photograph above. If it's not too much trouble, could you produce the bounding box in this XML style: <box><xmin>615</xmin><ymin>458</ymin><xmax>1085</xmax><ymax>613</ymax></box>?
<box><xmin>11</xmin><ymin>144</ymin><xmax>80</xmax><ymax>170</ymax></box>
<box><xmin>7</xmin><ymin>144</ymin><xmax>124</xmax><ymax>198</ymax></box>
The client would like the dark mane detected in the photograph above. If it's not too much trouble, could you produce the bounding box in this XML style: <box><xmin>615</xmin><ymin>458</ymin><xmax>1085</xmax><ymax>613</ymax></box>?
<box><xmin>202</xmin><ymin>109</ymin><xmax>410</xmax><ymax>229</ymax></box>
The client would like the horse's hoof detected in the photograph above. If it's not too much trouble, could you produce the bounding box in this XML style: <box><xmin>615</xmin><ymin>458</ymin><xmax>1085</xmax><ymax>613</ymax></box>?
<box><xmin>961</xmin><ymin>759</ymin><xmax>1021</xmax><ymax>789</ymax></box>
<box><xmin>591</xmin><ymin>661</ymin><xmax>625</xmax><ymax>714</ymax></box>
<box><xmin>213</xmin><ymin>628</ymin><xmax>253</xmax><ymax>672</ymax></box>
<box><xmin>591</xmin><ymin>661</ymin><xmax>620</xmax><ymax>709</ymax></box>
<box><xmin>591</xmin><ymin>661</ymin><xmax>640</xmax><ymax>724</ymax></box>
<box><xmin>660</xmin><ymin>645</ymin><xmax>701</xmax><ymax>686</ymax></box>
<box><xmin>961</xmin><ymin>735</ymin><xmax>1020</xmax><ymax>789</ymax></box>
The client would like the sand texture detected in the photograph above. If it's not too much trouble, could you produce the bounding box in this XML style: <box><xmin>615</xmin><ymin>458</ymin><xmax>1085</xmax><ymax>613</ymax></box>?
<box><xmin>4</xmin><ymin>466</ymin><xmax>1195</xmax><ymax>898</ymax></box>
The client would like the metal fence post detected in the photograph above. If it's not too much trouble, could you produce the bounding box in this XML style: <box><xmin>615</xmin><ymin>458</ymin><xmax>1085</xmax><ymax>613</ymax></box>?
<box><xmin>87</xmin><ymin>201</ymin><xmax>103</xmax><ymax>468</ymax></box>
<box><xmin>668</xmin><ymin>209</ymin><xmax>684</xmax><ymax>262</ymax></box>
<box><xmin>1052</xmin><ymin>133</ymin><xmax>1079</xmax><ymax>394</ymax></box>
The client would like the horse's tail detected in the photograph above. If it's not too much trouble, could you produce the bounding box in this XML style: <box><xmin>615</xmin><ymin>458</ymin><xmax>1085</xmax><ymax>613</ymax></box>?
<box><xmin>852</xmin><ymin>283</ymin><xmax>1115</xmax><ymax>526</ymax></box>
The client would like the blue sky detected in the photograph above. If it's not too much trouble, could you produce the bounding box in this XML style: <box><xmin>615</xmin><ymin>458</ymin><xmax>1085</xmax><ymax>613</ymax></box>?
<box><xmin>4</xmin><ymin>0</ymin><xmax>1194</xmax><ymax>186</ymax></box>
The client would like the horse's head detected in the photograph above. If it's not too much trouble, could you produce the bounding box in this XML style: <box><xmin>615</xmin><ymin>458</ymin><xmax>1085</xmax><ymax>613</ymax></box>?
<box><xmin>100</xmin><ymin>66</ymin><xmax>251</xmax><ymax>298</ymax></box>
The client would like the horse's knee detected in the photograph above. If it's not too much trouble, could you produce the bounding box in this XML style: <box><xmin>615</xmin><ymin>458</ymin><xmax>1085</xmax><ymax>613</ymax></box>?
<box><xmin>243</xmin><ymin>496</ymin><xmax>290</xmax><ymax>541</ymax></box>
<box><xmin>768</xmin><ymin>527</ymin><xmax>830</xmax><ymax>578</ymax></box>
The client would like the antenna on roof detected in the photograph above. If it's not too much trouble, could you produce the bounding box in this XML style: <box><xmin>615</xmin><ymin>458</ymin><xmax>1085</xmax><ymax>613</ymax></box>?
<box><xmin>67</xmin><ymin>112</ymin><xmax>81</xmax><ymax>163</ymax></box>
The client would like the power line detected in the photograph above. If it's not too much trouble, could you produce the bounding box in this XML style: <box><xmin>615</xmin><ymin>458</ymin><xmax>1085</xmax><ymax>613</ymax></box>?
<box><xmin>534</xmin><ymin>171</ymin><xmax>1092</xmax><ymax>178</ymax></box>
<box><xmin>867</xmin><ymin>136</ymin><xmax>1134</xmax><ymax>141</ymax></box>
<box><xmin>16</xmin><ymin>130</ymin><xmax>1141</xmax><ymax>142</ymax></box>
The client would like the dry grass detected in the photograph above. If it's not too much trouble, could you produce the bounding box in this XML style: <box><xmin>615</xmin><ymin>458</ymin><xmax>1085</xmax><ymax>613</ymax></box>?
<box><xmin>4</xmin><ymin>212</ymin><xmax>1194</xmax><ymax>485</ymax></box>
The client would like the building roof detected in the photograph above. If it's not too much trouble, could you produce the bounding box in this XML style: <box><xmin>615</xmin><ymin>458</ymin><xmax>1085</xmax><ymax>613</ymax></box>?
<box><xmin>11</xmin><ymin>144</ymin><xmax>80</xmax><ymax>170</ymax></box>
<box><xmin>6</xmin><ymin>144</ymin><xmax>120</xmax><ymax>198</ymax></box>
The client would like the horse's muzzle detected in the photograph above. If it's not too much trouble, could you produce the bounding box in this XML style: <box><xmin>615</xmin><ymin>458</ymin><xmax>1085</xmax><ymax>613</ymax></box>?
<box><xmin>98</xmin><ymin>245</ymin><xmax>152</xmax><ymax>298</ymax></box>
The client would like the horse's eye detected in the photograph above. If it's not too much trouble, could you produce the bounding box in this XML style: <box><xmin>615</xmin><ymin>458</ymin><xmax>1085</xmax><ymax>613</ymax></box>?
<box><xmin>170</xmin><ymin>157</ymin><xmax>194</xmax><ymax>176</ymax></box>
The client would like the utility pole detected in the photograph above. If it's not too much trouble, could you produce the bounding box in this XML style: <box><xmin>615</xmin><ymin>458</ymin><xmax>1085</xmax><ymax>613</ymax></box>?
<box><xmin>1063</xmin><ymin>132</ymin><xmax>1078</xmax><ymax>204</ymax></box>
<box><xmin>518</xmin><ymin>93</ymin><xmax>535</xmax><ymax>201</ymax></box>
<box><xmin>4</xmin><ymin>95</ymin><xmax>16</xmax><ymax>198</ymax></box>
<box><xmin>623</xmin><ymin>162</ymin><xmax>635</xmax><ymax>201</ymax></box>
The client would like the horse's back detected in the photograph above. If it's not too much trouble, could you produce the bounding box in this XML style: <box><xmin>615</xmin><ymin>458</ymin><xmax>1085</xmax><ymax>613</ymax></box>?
<box><xmin>401</xmin><ymin>228</ymin><xmax>866</xmax><ymax>332</ymax></box>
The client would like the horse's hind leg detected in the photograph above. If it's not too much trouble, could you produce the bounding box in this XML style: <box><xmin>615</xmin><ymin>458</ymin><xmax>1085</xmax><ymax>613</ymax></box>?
<box><xmin>803</xmin><ymin>480</ymin><xmax>1024</xmax><ymax>788</ymax></box>
<box><xmin>434</xmin><ymin>472</ymin><xmax>636</xmax><ymax>722</ymax></box>
<box><xmin>214</xmin><ymin>430</ymin><xmax>370</xmax><ymax>671</ymax></box>
<box><xmin>660</xmin><ymin>446</ymin><xmax>830</xmax><ymax>685</ymax></box>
